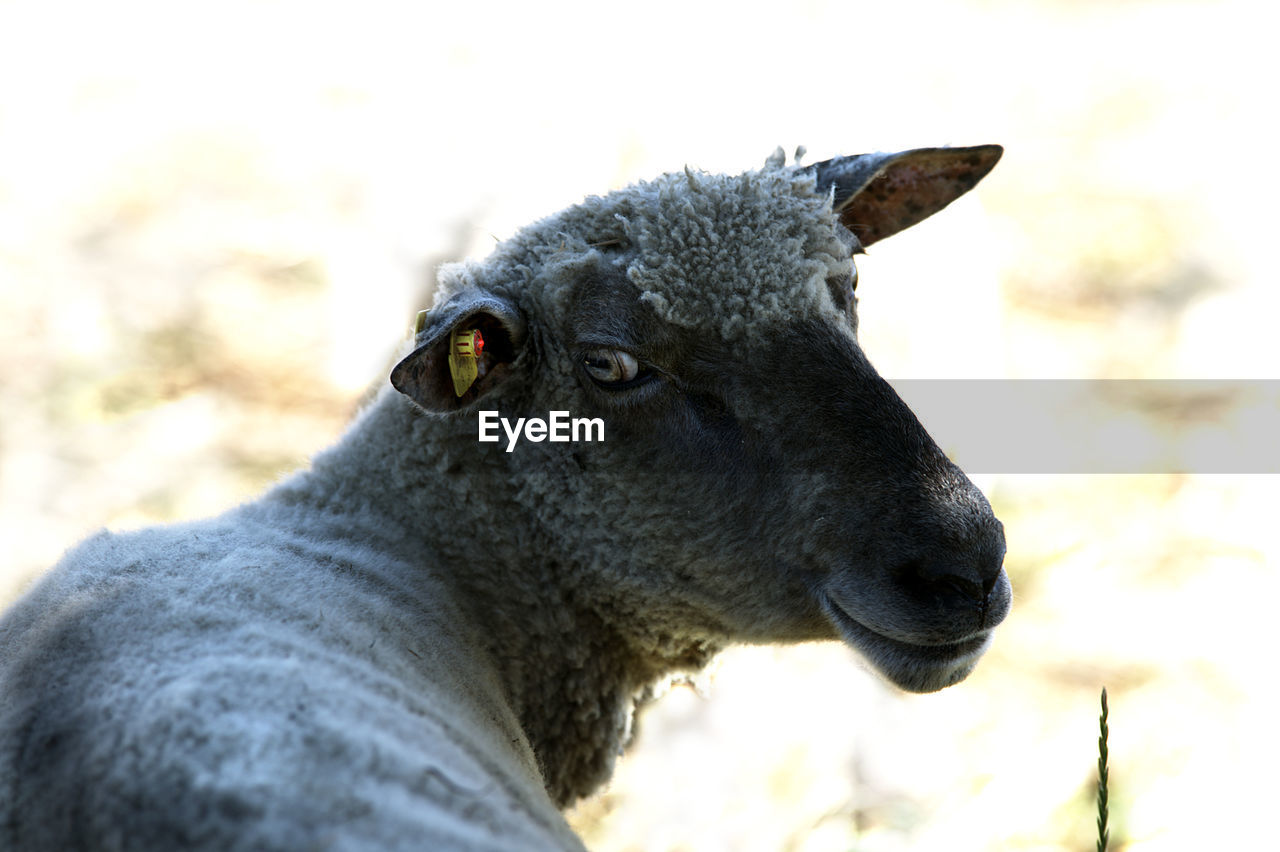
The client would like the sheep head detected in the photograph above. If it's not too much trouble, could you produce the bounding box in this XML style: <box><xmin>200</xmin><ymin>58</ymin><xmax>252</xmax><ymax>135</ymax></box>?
<box><xmin>392</xmin><ymin>146</ymin><xmax>1010</xmax><ymax>694</ymax></box>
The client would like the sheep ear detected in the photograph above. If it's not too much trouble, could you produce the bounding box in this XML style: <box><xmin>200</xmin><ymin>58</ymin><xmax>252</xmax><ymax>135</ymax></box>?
<box><xmin>390</xmin><ymin>291</ymin><xmax>526</xmax><ymax>413</ymax></box>
<box><xmin>806</xmin><ymin>145</ymin><xmax>1002</xmax><ymax>247</ymax></box>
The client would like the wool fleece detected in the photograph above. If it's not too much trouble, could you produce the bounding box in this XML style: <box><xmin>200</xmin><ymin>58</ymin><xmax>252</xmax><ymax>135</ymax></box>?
<box><xmin>435</xmin><ymin>157</ymin><xmax>850</xmax><ymax>341</ymax></box>
<box><xmin>0</xmin><ymin>146</ymin><xmax>1009</xmax><ymax>851</ymax></box>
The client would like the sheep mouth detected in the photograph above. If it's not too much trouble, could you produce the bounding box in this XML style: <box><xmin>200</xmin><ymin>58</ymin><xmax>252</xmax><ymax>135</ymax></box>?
<box><xmin>819</xmin><ymin>594</ymin><xmax>993</xmax><ymax>694</ymax></box>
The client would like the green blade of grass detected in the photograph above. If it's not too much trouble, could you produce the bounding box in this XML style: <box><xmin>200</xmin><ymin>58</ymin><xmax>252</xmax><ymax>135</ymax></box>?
<box><xmin>1097</xmin><ymin>687</ymin><xmax>1110</xmax><ymax>852</ymax></box>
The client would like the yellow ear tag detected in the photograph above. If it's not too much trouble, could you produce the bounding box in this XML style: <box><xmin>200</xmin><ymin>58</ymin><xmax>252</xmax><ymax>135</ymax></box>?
<box><xmin>447</xmin><ymin>328</ymin><xmax>485</xmax><ymax>397</ymax></box>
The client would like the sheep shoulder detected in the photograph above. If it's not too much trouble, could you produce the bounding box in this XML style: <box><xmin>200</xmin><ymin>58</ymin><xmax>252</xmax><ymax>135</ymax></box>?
<box><xmin>0</xmin><ymin>475</ymin><xmax>585</xmax><ymax>851</ymax></box>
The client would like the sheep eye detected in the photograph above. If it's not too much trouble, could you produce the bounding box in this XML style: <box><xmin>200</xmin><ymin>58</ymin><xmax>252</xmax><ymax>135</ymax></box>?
<box><xmin>582</xmin><ymin>348</ymin><xmax>644</xmax><ymax>387</ymax></box>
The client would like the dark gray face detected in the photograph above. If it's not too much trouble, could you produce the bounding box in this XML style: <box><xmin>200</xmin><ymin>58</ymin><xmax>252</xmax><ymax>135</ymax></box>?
<box><xmin>545</xmin><ymin>260</ymin><xmax>1010</xmax><ymax>693</ymax></box>
<box><xmin>392</xmin><ymin>145</ymin><xmax>1010</xmax><ymax>693</ymax></box>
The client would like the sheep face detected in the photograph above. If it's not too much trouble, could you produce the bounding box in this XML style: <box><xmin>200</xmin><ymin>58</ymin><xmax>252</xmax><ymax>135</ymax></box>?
<box><xmin>393</xmin><ymin>147</ymin><xmax>1010</xmax><ymax>694</ymax></box>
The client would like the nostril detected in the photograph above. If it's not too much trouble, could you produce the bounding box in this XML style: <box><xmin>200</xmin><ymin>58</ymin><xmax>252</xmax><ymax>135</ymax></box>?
<box><xmin>888</xmin><ymin>517</ymin><xmax>1008</xmax><ymax>622</ymax></box>
<box><xmin>895</xmin><ymin>559</ymin><xmax>985</xmax><ymax>608</ymax></box>
<box><xmin>981</xmin><ymin>567</ymin><xmax>1012</xmax><ymax>629</ymax></box>
<box><xmin>937</xmin><ymin>574</ymin><xmax>983</xmax><ymax>607</ymax></box>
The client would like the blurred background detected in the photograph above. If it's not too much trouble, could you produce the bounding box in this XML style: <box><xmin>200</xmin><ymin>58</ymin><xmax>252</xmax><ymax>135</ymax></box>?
<box><xmin>1</xmin><ymin>0</ymin><xmax>1276</xmax><ymax>849</ymax></box>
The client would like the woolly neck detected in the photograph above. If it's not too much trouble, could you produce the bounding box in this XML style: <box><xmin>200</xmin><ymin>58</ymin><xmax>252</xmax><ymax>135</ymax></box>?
<box><xmin>272</xmin><ymin>389</ymin><xmax>718</xmax><ymax>806</ymax></box>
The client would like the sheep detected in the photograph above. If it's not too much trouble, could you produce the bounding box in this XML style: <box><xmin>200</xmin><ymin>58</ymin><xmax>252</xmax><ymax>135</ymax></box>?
<box><xmin>0</xmin><ymin>144</ymin><xmax>1011</xmax><ymax>851</ymax></box>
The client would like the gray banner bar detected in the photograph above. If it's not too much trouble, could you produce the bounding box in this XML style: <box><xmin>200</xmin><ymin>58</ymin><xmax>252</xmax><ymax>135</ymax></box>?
<box><xmin>889</xmin><ymin>380</ymin><xmax>1280</xmax><ymax>474</ymax></box>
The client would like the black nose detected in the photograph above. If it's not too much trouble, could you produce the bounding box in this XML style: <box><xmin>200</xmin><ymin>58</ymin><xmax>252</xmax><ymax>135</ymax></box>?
<box><xmin>895</xmin><ymin>518</ymin><xmax>1009</xmax><ymax>628</ymax></box>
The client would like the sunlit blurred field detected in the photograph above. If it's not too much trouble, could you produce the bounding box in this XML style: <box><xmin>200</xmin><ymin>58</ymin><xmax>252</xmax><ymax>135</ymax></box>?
<box><xmin>2</xmin><ymin>1</ymin><xmax>1276</xmax><ymax>849</ymax></box>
